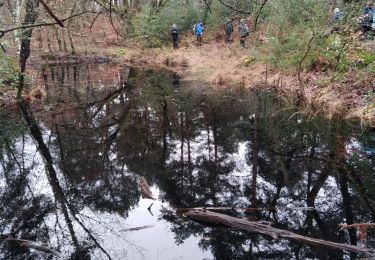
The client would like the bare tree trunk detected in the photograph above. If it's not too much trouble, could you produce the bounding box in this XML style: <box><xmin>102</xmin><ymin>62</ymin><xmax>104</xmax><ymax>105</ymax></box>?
<box><xmin>17</xmin><ymin>0</ymin><xmax>39</xmax><ymax>99</ymax></box>
<box><xmin>47</xmin><ymin>30</ymin><xmax>53</xmax><ymax>52</ymax></box>
<box><xmin>14</xmin><ymin>0</ymin><xmax>26</xmax><ymax>50</ymax></box>
<box><xmin>54</xmin><ymin>26</ymin><xmax>62</xmax><ymax>51</ymax></box>
<box><xmin>62</xmin><ymin>29</ymin><xmax>68</xmax><ymax>52</ymax></box>
<box><xmin>67</xmin><ymin>28</ymin><xmax>76</xmax><ymax>54</ymax></box>
<box><xmin>37</xmin><ymin>29</ymin><xmax>43</xmax><ymax>50</ymax></box>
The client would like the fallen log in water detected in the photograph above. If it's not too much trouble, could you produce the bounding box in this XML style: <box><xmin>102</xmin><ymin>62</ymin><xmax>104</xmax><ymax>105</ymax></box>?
<box><xmin>138</xmin><ymin>176</ymin><xmax>155</xmax><ymax>200</ymax></box>
<box><xmin>339</xmin><ymin>223</ymin><xmax>375</xmax><ymax>244</ymax></box>
<box><xmin>5</xmin><ymin>238</ymin><xmax>60</xmax><ymax>257</ymax></box>
<box><xmin>339</xmin><ymin>223</ymin><xmax>375</xmax><ymax>230</ymax></box>
<box><xmin>177</xmin><ymin>206</ymin><xmax>315</xmax><ymax>214</ymax></box>
<box><xmin>183</xmin><ymin>209</ymin><xmax>374</xmax><ymax>255</ymax></box>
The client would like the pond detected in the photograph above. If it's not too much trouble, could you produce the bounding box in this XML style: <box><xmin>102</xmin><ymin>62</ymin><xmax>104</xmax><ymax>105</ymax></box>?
<box><xmin>1</xmin><ymin>64</ymin><xmax>375</xmax><ymax>259</ymax></box>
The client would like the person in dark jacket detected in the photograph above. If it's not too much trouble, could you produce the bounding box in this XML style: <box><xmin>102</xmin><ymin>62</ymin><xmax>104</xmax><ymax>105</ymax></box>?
<box><xmin>360</xmin><ymin>1</ymin><xmax>375</xmax><ymax>35</ymax></box>
<box><xmin>363</xmin><ymin>1</ymin><xmax>375</xmax><ymax>16</ymax></box>
<box><xmin>224</xmin><ymin>18</ymin><xmax>234</xmax><ymax>43</ymax></box>
<box><xmin>238</xmin><ymin>19</ymin><xmax>250</xmax><ymax>47</ymax></box>
<box><xmin>171</xmin><ymin>24</ymin><xmax>179</xmax><ymax>50</ymax></box>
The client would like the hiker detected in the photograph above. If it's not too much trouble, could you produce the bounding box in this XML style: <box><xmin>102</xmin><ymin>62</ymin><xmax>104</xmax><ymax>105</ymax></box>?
<box><xmin>171</xmin><ymin>24</ymin><xmax>179</xmax><ymax>50</ymax></box>
<box><xmin>332</xmin><ymin>8</ymin><xmax>344</xmax><ymax>22</ymax></box>
<box><xmin>360</xmin><ymin>1</ymin><xmax>375</xmax><ymax>33</ymax></box>
<box><xmin>193</xmin><ymin>21</ymin><xmax>204</xmax><ymax>46</ymax></box>
<box><xmin>224</xmin><ymin>18</ymin><xmax>234</xmax><ymax>43</ymax></box>
<box><xmin>238</xmin><ymin>19</ymin><xmax>250</xmax><ymax>48</ymax></box>
<box><xmin>363</xmin><ymin>1</ymin><xmax>375</xmax><ymax>16</ymax></box>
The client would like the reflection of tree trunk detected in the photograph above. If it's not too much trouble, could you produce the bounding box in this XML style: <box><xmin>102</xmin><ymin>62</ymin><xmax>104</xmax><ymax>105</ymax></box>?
<box><xmin>335</xmin><ymin>135</ymin><xmax>357</xmax><ymax>248</ymax></box>
<box><xmin>185</xmin><ymin>113</ymin><xmax>193</xmax><ymax>192</ymax></box>
<box><xmin>212</xmin><ymin>114</ymin><xmax>218</xmax><ymax>163</ymax></box>
<box><xmin>270</xmin><ymin>174</ymin><xmax>283</xmax><ymax>221</ymax></box>
<box><xmin>161</xmin><ymin>99</ymin><xmax>168</xmax><ymax>165</ymax></box>
<box><xmin>339</xmin><ymin>172</ymin><xmax>357</xmax><ymax>247</ymax></box>
<box><xmin>306</xmin><ymin>133</ymin><xmax>317</xmax><ymax>194</ymax></box>
<box><xmin>347</xmin><ymin>168</ymin><xmax>375</xmax><ymax>221</ymax></box>
<box><xmin>306</xmin><ymin>168</ymin><xmax>329</xmax><ymax>237</ymax></box>
<box><xmin>207</xmin><ymin>125</ymin><xmax>211</xmax><ymax>161</ymax></box>
<box><xmin>251</xmin><ymin>128</ymin><xmax>259</xmax><ymax>207</ymax></box>
<box><xmin>180</xmin><ymin>112</ymin><xmax>185</xmax><ymax>183</ymax></box>
<box><xmin>18</xmin><ymin>101</ymin><xmax>82</xmax><ymax>258</ymax></box>
<box><xmin>41</xmin><ymin>67</ymin><xmax>50</xmax><ymax>102</ymax></box>
<box><xmin>18</xmin><ymin>100</ymin><xmax>112</xmax><ymax>259</ymax></box>
<box><xmin>142</xmin><ymin>106</ymin><xmax>150</xmax><ymax>159</ymax></box>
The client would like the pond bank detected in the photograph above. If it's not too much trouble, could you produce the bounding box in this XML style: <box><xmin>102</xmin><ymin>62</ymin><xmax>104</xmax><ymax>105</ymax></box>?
<box><xmin>111</xmin><ymin>43</ymin><xmax>375</xmax><ymax>126</ymax></box>
<box><xmin>3</xmin><ymin>43</ymin><xmax>375</xmax><ymax>126</ymax></box>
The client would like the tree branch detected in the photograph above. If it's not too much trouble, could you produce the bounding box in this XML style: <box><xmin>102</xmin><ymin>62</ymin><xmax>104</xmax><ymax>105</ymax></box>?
<box><xmin>0</xmin><ymin>11</ymin><xmax>98</xmax><ymax>39</ymax></box>
<box><xmin>39</xmin><ymin>0</ymin><xmax>64</xmax><ymax>27</ymax></box>
<box><xmin>254</xmin><ymin>0</ymin><xmax>269</xmax><ymax>31</ymax></box>
<box><xmin>216</xmin><ymin>0</ymin><xmax>252</xmax><ymax>14</ymax></box>
<box><xmin>90</xmin><ymin>9</ymin><xmax>103</xmax><ymax>30</ymax></box>
<box><xmin>203</xmin><ymin>0</ymin><xmax>212</xmax><ymax>14</ymax></box>
<box><xmin>109</xmin><ymin>0</ymin><xmax>120</xmax><ymax>36</ymax></box>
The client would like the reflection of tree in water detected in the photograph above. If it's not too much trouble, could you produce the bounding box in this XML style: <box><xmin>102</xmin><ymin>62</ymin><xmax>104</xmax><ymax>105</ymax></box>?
<box><xmin>1</xmin><ymin>64</ymin><xmax>375</xmax><ymax>259</ymax></box>
<box><xmin>151</xmin><ymin>86</ymin><xmax>375</xmax><ymax>259</ymax></box>
<box><xmin>0</xmin><ymin>113</ymin><xmax>55</xmax><ymax>259</ymax></box>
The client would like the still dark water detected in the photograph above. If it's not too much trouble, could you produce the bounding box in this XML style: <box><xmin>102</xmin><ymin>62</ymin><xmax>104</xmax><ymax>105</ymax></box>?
<box><xmin>1</xmin><ymin>64</ymin><xmax>375</xmax><ymax>259</ymax></box>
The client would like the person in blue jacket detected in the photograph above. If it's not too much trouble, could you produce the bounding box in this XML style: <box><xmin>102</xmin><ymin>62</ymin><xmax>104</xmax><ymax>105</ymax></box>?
<box><xmin>363</xmin><ymin>1</ymin><xmax>375</xmax><ymax>16</ymax></box>
<box><xmin>194</xmin><ymin>21</ymin><xmax>204</xmax><ymax>46</ymax></box>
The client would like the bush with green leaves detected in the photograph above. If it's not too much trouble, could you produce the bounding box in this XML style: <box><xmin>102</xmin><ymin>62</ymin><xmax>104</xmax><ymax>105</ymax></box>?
<box><xmin>132</xmin><ymin>0</ymin><xmax>266</xmax><ymax>47</ymax></box>
<box><xmin>259</xmin><ymin>0</ymin><xmax>330</xmax><ymax>70</ymax></box>
<box><xmin>0</xmin><ymin>55</ymin><xmax>19</xmax><ymax>88</ymax></box>
<box><xmin>133</xmin><ymin>2</ymin><xmax>203</xmax><ymax>47</ymax></box>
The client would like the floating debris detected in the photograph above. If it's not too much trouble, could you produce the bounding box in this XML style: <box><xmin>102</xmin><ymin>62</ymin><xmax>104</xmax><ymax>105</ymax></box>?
<box><xmin>121</xmin><ymin>225</ymin><xmax>155</xmax><ymax>232</ymax></box>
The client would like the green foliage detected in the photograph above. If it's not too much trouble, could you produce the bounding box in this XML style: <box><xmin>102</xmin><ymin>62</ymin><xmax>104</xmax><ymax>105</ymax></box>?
<box><xmin>259</xmin><ymin>0</ymin><xmax>330</xmax><ymax>70</ymax></box>
<box><xmin>354</xmin><ymin>49</ymin><xmax>375</xmax><ymax>68</ymax></box>
<box><xmin>132</xmin><ymin>0</ymin><xmax>263</xmax><ymax>46</ymax></box>
<box><xmin>133</xmin><ymin>2</ymin><xmax>202</xmax><ymax>47</ymax></box>
<box><xmin>0</xmin><ymin>55</ymin><xmax>19</xmax><ymax>88</ymax></box>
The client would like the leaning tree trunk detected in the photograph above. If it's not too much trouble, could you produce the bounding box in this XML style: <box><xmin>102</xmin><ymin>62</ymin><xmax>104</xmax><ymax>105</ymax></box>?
<box><xmin>17</xmin><ymin>0</ymin><xmax>39</xmax><ymax>99</ymax></box>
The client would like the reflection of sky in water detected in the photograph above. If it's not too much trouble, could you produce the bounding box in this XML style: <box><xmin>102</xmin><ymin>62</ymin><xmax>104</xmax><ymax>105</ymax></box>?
<box><xmin>1</xmin><ymin>64</ymin><xmax>375</xmax><ymax>259</ymax></box>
